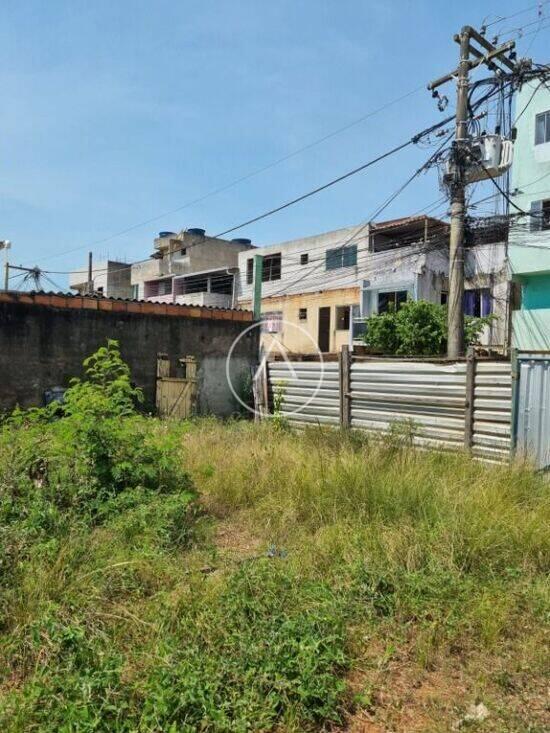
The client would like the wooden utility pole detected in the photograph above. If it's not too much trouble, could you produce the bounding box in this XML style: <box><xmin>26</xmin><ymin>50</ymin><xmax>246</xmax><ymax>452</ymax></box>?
<box><xmin>428</xmin><ymin>26</ymin><xmax>521</xmax><ymax>358</ymax></box>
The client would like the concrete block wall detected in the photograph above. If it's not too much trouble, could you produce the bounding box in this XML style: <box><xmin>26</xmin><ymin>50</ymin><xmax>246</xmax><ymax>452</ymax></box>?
<box><xmin>0</xmin><ymin>292</ymin><xmax>257</xmax><ymax>416</ymax></box>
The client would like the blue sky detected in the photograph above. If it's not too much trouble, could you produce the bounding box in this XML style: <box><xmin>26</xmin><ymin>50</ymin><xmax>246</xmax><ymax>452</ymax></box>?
<box><xmin>1</xmin><ymin>0</ymin><xmax>549</xmax><ymax>284</ymax></box>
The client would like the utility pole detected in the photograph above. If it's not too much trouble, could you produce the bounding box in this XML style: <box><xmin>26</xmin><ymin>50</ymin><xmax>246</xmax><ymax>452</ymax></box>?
<box><xmin>428</xmin><ymin>26</ymin><xmax>522</xmax><ymax>358</ymax></box>
<box><xmin>86</xmin><ymin>251</ymin><xmax>93</xmax><ymax>296</ymax></box>
<box><xmin>448</xmin><ymin>29</ymin><xmax>470</xmax><ymax>360</ymax></box>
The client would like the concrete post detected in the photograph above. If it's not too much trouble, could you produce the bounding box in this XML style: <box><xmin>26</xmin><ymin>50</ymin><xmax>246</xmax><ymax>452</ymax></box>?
<box><xmin>253</xmin><ymin>255</ymin><xmax>263</xmax><ymax>320</ymax></box>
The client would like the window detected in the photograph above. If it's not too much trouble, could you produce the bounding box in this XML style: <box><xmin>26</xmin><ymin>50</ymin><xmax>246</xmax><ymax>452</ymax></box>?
<box><xmin>326</xmin><ymin>244</ymin><xmax>357</xmax><ymax>270</ymax></box>
<box><xmin>298</xmin><ymin>308</ymin><xmax>307</xmax><ymax>321</ymax></box>
<box><xmin>157</xmin><ymin>279</ymin><xmax>172</xmax><ymax>296</ymax></box>
<box><xmin>262</xmin><ymin>253</ymin><xmax>281</xmax><ymax>281</ymax></box>
<box><xmin>335</xmin><ymin>305</ymin><xmax>351</xmax><ymax>330</ymax></box>
<box><xmin>261</xmin><ymin>311</ymin><xmax>282</xmax><ymax>333</ymax></box>
<box><xmin>440</xmin><ymin>291</ymin><xmax>448</xmax><ymax>306</ymax></box>
<box><xmin>247</xmin><ymin>254</ymin><xmax>282</xmax><ymax>283</ymax></box>
<box><xmin>463</xmin><ymin>288</ymin><xmax>492</xmax><ymax>317</ymax></box>
<box><xmin>535</xmin><ymin>110</ymin><xmax>550</xmax><ymax>145</ymax></box>
<box><xmin>378</xmin><ymin>290</ymin><xmax>408</xmax><ymax>314</ymax></box>
<box><xmin>180</xmin><ymin>247</ymin><xmax>187</xmax><ymax>256</ymax></box>
<box><xmin>300</xmin><ymin>253</ymin><xmax>309</xmax><ymax>265</ymax></box>
<box><xmin>351</xmin><ymin>304</ymin><xmax>366</xmax><ymax>340</ymax></box>
<box><xmin>131</xmin><ymin>284</ymin><xmax>139</xmax><ymax>300</ymax></box>
<box><xmin>246</xmin><ymin>258</ymin><xmax>254</xmax><ymax>285</ymax></box>
<box><xmin>530</xmin><ymin>199</ymin><xmax>550</xmax><ymax>231</ymax></box>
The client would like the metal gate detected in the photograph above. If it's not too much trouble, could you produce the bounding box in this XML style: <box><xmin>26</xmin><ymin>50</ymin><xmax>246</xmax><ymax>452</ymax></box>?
<box><xmin>156</xmin><ymin>354</ymin><xmax>197</xmax><ymax>419</ymax></box>
<box><xmin>515</xmin><ymin>353</ymin><xmax>550</xmax><ymax>469</ymax></box>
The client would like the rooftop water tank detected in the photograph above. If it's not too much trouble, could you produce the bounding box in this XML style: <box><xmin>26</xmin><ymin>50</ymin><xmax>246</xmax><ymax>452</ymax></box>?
<box><xmin>159</xmin><ymin>231</ymin><xmax>176</xmax><ymax>238</ymax></box>
<box><xmin>186</xmin><ymin>227</ymin><xmax>206</xmax><ymax>237</ymax></box>
<box><xmin>231</xmin><ymin>237</ymin><xmax>252</xmax><ymax>245</ymax></box>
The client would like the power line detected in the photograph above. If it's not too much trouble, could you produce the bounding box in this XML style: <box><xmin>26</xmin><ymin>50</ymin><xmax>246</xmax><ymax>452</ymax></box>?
<box><xmin>212</xmin><ymin>140</ymin><xmax>417</xmax><ymax>239</ymax></box>
<box><xmin>483</xmin><ymin>1</ymin><xmax>550</xmax><ymax>30</ymax></box>
<box><xmin>25</xmin><ymin>85</ymin><xmax>425</xmax><ymax>267</ymax></box>
<box><xmin>267</xmin><ymin>142</ymin><xmax>452</xmax><ymax>298</ymax></box>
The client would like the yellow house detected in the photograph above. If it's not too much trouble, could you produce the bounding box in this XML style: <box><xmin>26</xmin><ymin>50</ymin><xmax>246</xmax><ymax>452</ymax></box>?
<box><xmin>240</xmin><ymin>288</ymin><xmax>359</xmax><ymax>355</ymax></box>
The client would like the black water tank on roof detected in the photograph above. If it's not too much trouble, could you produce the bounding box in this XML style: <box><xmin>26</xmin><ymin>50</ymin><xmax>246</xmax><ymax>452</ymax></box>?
<box><xmin>159</xmin><ymin>231</ymin><xmax>176</xmax><ymax>238</ymax></box>
<box><xmin>187</xmin><ymin>227</ymin><xmax>206</xmax><ymax>237</ymax></box>
<box><xmin>231</xmin><ymin>237</ymin><xmax>252</xmax><ymax>245</ymax></box>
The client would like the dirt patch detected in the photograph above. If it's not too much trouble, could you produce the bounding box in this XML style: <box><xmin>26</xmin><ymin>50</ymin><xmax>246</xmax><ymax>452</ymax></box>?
<box><xmin>339</xmin><ymin>639</ymin><xmax>549</xmax><ymax>732</ymax></box>
<box><xmin>214</xmin><ymin>515</ymin><xmax>263</xmax><ymax>559</ymax></box>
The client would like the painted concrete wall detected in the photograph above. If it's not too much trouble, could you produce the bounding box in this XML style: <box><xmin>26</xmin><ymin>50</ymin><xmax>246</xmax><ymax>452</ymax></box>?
<box><xmin>69</xmin><ymin>261</ymin><xmax>133</xmax><ymax>299</ymax></box>
<box><xmin>237</xmin><ymin>223</ymin><xmax>507</xmax><ymax>352</ymax></box>
<box><xmin>0</xmin><ymin>299</ymin><xmax>258</xmax><ymax>415</ymax></box>
<box><xmin>241</xmin><ymin>287</ymin><xmax>360</xmax><ymax>354</ymax></box>
<box><xmin>513</xmin><ymin>309</ymin><xmax>550</xmax><ymax>350</ymax></box>
<box><xmin>237</xmin><ymin>225</ymin><xmax>370</xmax><ymax>301</ymax></box>
<box><xmin>518</xmin><ymin>273</ymin><xmax>550</xmax><ymax>309</ymax></box>
<box><xmin>129</xmin><ymin>234</ymin><xmax>255</xmax><ymax>299</ymax></box>
<box><xmin>510</xmin><ymin>81</ymin><xmax>550</xmax><ymax>223</ymax></box>
<box><xmin>508</xmin><ymin>81</ymin><xmax>550</xmax><ymax>348</ymax></box>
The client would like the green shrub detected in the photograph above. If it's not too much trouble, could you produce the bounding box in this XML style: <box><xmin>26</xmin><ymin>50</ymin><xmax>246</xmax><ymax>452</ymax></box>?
<box><xmin>363</xmin><ymin>299</ymin><xmax>495</xmax><ymax>355</ymax></box>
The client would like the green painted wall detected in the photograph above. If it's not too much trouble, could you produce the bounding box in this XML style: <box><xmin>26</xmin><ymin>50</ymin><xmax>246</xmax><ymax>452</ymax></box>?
<box><xmin>519</xmin><ymin>273</ymin><xmax>550</xmax><ymax>309</ymax></box>
<box><xmin>509</xmin><ymin>81</ymin><xmax>550</xmax><ymax>275</ymax></box>
<box><xmin>513</xmin><ymin>308</ymin><xmax>550</xmax><ymax>350</ymax></box>
<box><xmin>509</xmin><ymin>82</ymin><xmax>550</xmax><ymax>349</ymax></box>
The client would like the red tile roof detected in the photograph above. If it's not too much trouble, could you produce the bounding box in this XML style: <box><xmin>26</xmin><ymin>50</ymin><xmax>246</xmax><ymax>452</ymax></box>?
<box><xmin>0</xmin><ymin>291</ymin><xmax>254</xmax><ymax>322</ymax></box>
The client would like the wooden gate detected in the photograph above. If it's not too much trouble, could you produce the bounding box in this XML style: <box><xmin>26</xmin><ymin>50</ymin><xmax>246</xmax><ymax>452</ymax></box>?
<box><xmin>156</xmin><ymin>354</ymin><xmax>197</xmax><ymax>419</ymax></box>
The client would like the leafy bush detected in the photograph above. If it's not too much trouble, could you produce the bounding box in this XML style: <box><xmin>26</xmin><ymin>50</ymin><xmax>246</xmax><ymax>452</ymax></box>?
<box><xmin>0</xmin><ymin>341</ymin><xmax>197</xmax><ymax>613</ymax></box>
<box><xmin>363</xmin><ymin>299</ymin><xmax>495</xmax><ymax>356</ymax></box>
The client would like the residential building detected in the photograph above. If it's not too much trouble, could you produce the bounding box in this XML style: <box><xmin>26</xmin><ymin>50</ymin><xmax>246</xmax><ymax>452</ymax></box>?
<box><xmin>130</xmin><ymin>228</ymin><xmax>255</xmax><ymax>308</ymax></box>
<box><xmin>508</xmin><ymin>81</ymin><xmax>550</xmax><ymax>349</ymax></box>
<box><xmin>69</xmin><ymin>260</ymin><xmax>132</xmax><ymax>299</ymax></box>
<box><xmin>237</xmin><ymin>216</ymin><xmax>508</xmax><ymax>355</ymax></box>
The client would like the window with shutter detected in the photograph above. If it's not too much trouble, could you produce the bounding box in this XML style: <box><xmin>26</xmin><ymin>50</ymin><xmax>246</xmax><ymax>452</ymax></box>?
<box><xmin>343</xmin><ymin>245</ymin><xmax>358</xmax><ymax>267</ymax></box>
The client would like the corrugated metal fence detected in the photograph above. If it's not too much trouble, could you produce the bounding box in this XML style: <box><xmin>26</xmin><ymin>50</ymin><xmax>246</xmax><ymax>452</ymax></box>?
<box><xmin>515</xmin><ymin>353</ymin><xmax>550</xmax><ymax>469</ymax></box>
<box><xmin>268</xmin><ymin>361</ymin><xmax>340</xmax><ymax>426</ymax></box>
<box><xmin>267</xmin><ymin>352</ymin><xmax>512</xmax><ymax>461</ymax></box>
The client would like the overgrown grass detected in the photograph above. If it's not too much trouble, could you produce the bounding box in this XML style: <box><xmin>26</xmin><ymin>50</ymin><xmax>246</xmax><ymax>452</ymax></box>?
<box><xmin>182</xmin><ymin>420</ymin><xmax>550</xmax><ymax>730</ymax></box>
<box><xmin>0</xmin><ymin>353</ymin><xmax>548</xmax><ymax>731</ymax></box>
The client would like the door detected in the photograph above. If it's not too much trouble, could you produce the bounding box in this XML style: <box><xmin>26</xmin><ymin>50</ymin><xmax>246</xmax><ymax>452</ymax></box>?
<box><xmin>318</xmin><ymin>307</ymin><xmax>331</xmax><ymax>353</ymax></box>
<box><xmin>156</xmin><ymin>355</ymin><xmax>197</xmax><ymax>419</ymax></box>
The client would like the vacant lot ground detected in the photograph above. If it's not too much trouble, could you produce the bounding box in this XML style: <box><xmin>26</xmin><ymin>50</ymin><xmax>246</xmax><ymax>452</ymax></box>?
<box><xmin>1</xmin><ymin>406</ymin><xmax>548</xmax><ymax>730</ymax></box>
